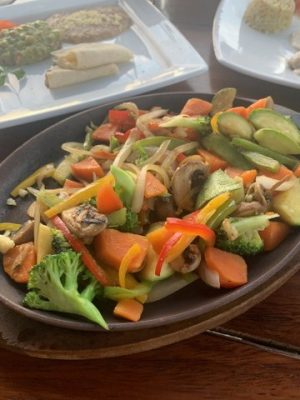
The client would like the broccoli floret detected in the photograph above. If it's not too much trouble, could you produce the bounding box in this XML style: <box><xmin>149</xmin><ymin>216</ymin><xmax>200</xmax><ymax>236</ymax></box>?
<box><xmin>216</xmin><ymin>214</ymin><xmax>278</xmax><ymax>256</ymax></box>
<box><xmin>51</xmin><ymin>229</ymin><xmax>71</xmax><ymax>253</ymax></box>
<box><xmin>159</xmin><ymin>115</ymin><xmax>212</xmax><ymax>135</ymax></box>
<box><xmin>216</xmin><ymin>230</ymin><xmax>264</xmax><ymax>256</ymax></box>
<box><xmin>23</xmin><ymin>251</ymin><xmax>108</xmax><ymax>329</ymax></box>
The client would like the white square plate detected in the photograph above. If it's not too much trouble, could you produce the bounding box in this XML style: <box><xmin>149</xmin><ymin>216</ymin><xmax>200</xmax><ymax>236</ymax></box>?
<box><xmin>0</xmin><ymin>0</ymin><xmax>207</xmax><ymax>128</ymax></box>
<box><xmin>213</xmin><ymin>0</ymin><xmax>300</xmax><ymax>89</ymax></box>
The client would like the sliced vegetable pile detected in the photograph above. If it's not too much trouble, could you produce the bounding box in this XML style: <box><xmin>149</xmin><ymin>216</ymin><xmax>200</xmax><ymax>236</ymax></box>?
<box><xmin>1</xmin><ymin>88</ymin><xmax>300</xmax><ymax>329</ymax></box>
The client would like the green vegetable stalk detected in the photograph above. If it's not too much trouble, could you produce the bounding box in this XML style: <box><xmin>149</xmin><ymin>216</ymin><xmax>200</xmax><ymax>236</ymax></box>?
<box><xmin>159</xmin><ymin>115</ymin><xmax>211</xmax><ymax>134</ymax></box>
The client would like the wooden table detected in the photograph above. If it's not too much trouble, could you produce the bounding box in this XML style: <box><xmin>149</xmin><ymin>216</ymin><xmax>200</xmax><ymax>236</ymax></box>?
<box><xmin>0</xmin><ymin>1</ymin><xmax>300</xmax><ymax>399</ymax></box>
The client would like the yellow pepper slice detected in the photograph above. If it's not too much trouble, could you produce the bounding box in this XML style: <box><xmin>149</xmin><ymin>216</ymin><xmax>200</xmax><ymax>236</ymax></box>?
<box><xmin>0</xmin><ymin>222</ymin><xmax>21</xmax><ymax>232</ymax></box>
<box><xmin>119</xmin><ymin>244</ymin><xmax>141</xmax><ymax>289</ymax></box>
<box><xmin>10</xmin><ymin>163</ymin><xmax>55</xmax><ymax>197</ymax></box>
<box><xmin>165</xmin><ymin>192</ymin><xmax>231</xmax><ymax>263</ymax></box>
<box><xmin>210</xmin><ymin>111</ymin><xmax>222</xmax><ymax>133</ymax></box>
<box><xmin>44</xmin><ymin>174</ymin><xmax>114</xmax><ymax>218</ymax></box>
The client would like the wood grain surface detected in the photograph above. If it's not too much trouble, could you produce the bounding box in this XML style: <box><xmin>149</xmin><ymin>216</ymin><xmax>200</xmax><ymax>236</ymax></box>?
<box><xmin>0</xmin><ymin>1</ymin><xmax>300</xmax><ymax>399</ymax></box>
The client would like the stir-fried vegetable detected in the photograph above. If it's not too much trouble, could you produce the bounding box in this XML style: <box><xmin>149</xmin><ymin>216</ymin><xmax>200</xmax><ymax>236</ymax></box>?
<box><xmin>2</xmin><ymin>89</ymin><xmax>300</xmax><ymax>328</ymax></box>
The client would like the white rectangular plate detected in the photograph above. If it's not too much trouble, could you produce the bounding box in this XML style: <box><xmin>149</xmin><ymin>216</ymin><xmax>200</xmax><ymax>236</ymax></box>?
<box><xmin>213</xmin><ymin>0</ymin><xmax>300</xmax><ymax>89</ymax></box>
<box><xmin>0</xmin><ymin>0</ymin><xmax>207</xmax><ymax>128</ymax></box>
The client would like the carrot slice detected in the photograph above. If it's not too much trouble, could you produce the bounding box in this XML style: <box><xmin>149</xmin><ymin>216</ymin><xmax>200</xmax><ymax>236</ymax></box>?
<box><xmin>96</xmin><ymin>182</ymin><xmax>123</xmax><ymax>214</ymax></box>
<box><xmin>94</xmin><ymin>229</ymin><xmax>149</xmax><ymax>272</ymax></box>
<box><xmin>71</xmin><ymin>156</ymin><xmax>104</xmax><ymax>182</ymax></box>
<box><xmin>180</xmin><ymin>98</ymin><xmax>212</xmax><ymax>116</ymax></box>
<box><xmin>260</xmin><ymin>165</ymin><xmax>294</xmax><ymax>180</ymax></box>
<box><xmin>3</xmin><ymin>242</ymin><xmax>36</xmax><ymax>283</ymax></box>
<box><xmin>108</xmin><ymin>109</ymin><xmax>136</xmax><ymax>131</ymax></box>
<box><xmin>63</xmin><ymin>179</ymin><xmax>84</xmax><ymax>189</ymax></box>
<box><xmin>240</xmin><ymin>169</ymin><xmax>257</xmax><ymax>187</ymax></box>
<box><xmin>0</xmin><ymin>20</ymin><xmax>17</xmax><ymax>30</ymax></box>
<box><xmin>198</xmin><ymin>149</ymin><xmax>228</xmax><ymax>172</ymax></box>
<box><xmin>259</xmin><ymin>221</ymin><xmax>291</xmax><ymax>251</ymax></box>
<box><xmin>92</xmin><ymin>123</ymin><xmax>117</xmax><ymax>142</ymax></box>
<box><xmin>113</xmin><ymin>298</ymin><xmax>144</xmax><ymax>322</ymax></box>
<box><xmin>246</xmin><ymin>96</ymin><xmax>274</xmax><ymax>118</ymax></box>
<box><xmin>204</xmin><ymin>247</ymin><xmax>248</xmax><ymax>288</ymax></box>
<box><xmin>226</xmin><ymin>106</ymin><xmax>248</xmax><ymax>119</ymax></box>
<box><xmin>144</xmin><ymin>172</ymin><xmax>167</xmax><ymax>199</ymax></box>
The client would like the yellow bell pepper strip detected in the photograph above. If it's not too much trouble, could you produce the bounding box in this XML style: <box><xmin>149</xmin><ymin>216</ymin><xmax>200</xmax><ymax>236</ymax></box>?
<box><xmin>119</xmin><ymin>244</ymin><xmax>141</xmax><ymax>288</ymax></box>
<box><xmin>51</xmin><ymin>216</ymin><xmax>110</xmax><ymax>286</ymax></box>
<box><xmin>165</xmin><ymin>218</ymin><xmax>215</xmax><ymax>246</ymax></box>
<box><xmin>0</xmin><ymin>223</ymin><xmax>21</xmax><ymax>232</ymax></box>
<box><xmin>44</xmin><ymin>174</ymin><xmax>114</xmax><ymax>218</ymax></box>
<box><xmin>10</xmin><ymin>163</ymin><xmax>55</xmax><ymax>197</ymax></box>
<box><xmin>196</xmin><ymin>192</ymin><xmax>230</xmax><ymax>223</ymax></box>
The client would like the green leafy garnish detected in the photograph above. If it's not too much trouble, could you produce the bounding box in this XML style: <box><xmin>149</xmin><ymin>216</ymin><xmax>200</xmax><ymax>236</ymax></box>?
<box><xmin>0</xmin><ymin>65</ymin><xmax>26</xmax><ymax>91</ymax></box>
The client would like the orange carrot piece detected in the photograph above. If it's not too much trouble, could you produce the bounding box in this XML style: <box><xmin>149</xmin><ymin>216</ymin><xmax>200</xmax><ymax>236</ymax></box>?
<box><xmin>227</xmin><ymin>106</ymin><xmax>248</xmax><ymax>119</ymax></box>
<box><xmin>3</xmin><ymin>242</ymin><xmax>36</xmax><ymax>284</ymax></box>
<box><xmin>92</xmin><ymin>123</ymin><xmax>117</xmax><ymax>142</ymax></box>
<box><xmin>113</xmin><ymin>298</ymin><xmax>144</xmax><ymax>322</ymax></box>
<box><xmin>246</xmin><ymin>96</ymin><xmax>274</xmax><ymax>118</ymax></box>
<box><xmin>259</xmin><ymin>221</ymin><xmax>291</xmax><ymax>251</ymax></box>
<box><xmin>198</xmin><ymin>149</ymin><xmax>228</xmax><ymax>172</ymax></box>
<box><xmin>144</xmin><ymin>172</ymin><xmax>167</xmax><ymax>199</ymax></box>
<box><xmin>0</xmin><ymin>20</ymin><xmax>17</xmax><ymax>30</ymax></box>
<box><xmin>204</xmin><ymin>247</ymin><xmax>248</xmax><ymax>288</ymax></box>
<box><xmin>94</xmin><ymin>229</ymin><xmax>149</xmax><ymax>272</ymax></box>
<box><xmin>240</xmin><ymin>169</ymin><xmax>257</xmax><ymax>187</ymax></box>
<box><xmin>180</xmin><ymin>98</ymin><xmax>212</xmax><ymax>116</ymax></box>
<box><xmin>260</xmin><ymin>165</ymin><xmax>294</xmax><ymax>181</ymax></box>
<box><xmin>96</xmin><ymin>182</ymin><xmax>123</xmax><ymax>214</ymax></box>
<box><xmin>146</xmin><ymin>226</ymin><xmax>174</xmax><ymax>254</ymax></box>
<box><xmin>71</xmin><ymin>156</ymin><xmax>104</xmax><ymax>182</ymax></box>
<box><xmin>293</xmin><ymin>164</ymin><xmax>300</xmax><ymax>177</ymax></box>
<box><xmin>63</xmin><ymin>179</ymin><xmax>84</xmax><ymax>189</ymax></box>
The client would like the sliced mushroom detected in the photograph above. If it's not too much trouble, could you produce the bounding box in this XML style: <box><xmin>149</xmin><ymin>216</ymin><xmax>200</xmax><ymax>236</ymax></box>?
<box><xmin>11</xmin><ymin>220</ymin><xmax>34</xmax><ymax>245</ymax></box>
<box><xmin>169</xmin><ymin>244</ymin><xmax>201</xmax><ymax>274</ymax></box>
<box><xmin>61</xmin><ymin>204</ymin><xmax>107</xmax><ymax>243</ymax></box>
<box><xmin>235</xmin><ymin>201</ymin><xmax>268</xmax><ymax>217</ymax></box>
<box><xmin>171</xmin><ymin>155</ymin><xmax>209</xmax><ymax>211</ymax></box>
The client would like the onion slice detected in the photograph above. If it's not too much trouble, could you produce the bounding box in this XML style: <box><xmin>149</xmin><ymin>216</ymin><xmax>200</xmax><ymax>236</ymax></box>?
<box><xmin>131</xmin><ymin>165</ymin><xmax>149</xmax><ymax>213</ymax></box>
<box><xmin>138</xmin><ymin>139</ymin><xmax>171</xmax><ymax>166</ymax></box>
<box><xmin>136</xmin><ymin>109</ymin><xmax>168</xmax><ymax>137</ymax></box>
<box><xmin>256</xmin><ymin>175</ymin><xmax>297</xmax><ymax>192</ymax></box>
<box><xmin>199</xmin><ymin>262</ymin><xmax>220</xmax><ymax>289</ymax></box>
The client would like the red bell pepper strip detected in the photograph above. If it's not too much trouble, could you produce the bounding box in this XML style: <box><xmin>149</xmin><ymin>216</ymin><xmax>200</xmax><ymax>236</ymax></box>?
<box><xmin>51</xmin><ymin>216</ymin><xmax>110</xmax><ymax>286</ymax></box>
<box><xmin>155</xmin><ymin>232</ymin><xmax>182</xmax><ymax>276</ymax></box>
<box><xmin>165</xmin><ymin>218</ymin><xmax>215</xmax><ymax>246</ymax></box>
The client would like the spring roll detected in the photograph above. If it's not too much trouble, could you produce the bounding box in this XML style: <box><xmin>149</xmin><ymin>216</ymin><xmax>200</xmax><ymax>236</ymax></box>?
<box><xmin>52</xmin><ymin>43</ymin><xmax>133</xmax><ymax>70</ymax></box>
<box><xmin>45</xmin><ymin>63</ymin><xmax>119</xmax><ymax>89</ymax></box>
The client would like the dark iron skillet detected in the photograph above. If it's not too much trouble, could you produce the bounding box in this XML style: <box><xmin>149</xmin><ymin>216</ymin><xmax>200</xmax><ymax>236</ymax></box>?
<box><xmin>0</xmin><ymin>92</ymin><xmax>299</xmax><ymax>332</ymax></box>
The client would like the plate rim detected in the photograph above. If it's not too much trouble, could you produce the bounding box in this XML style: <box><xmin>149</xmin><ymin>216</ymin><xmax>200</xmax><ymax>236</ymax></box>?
<box><xmin>212</xmin><ymin>0</ymin><xmax>300</xmax><ymax>89</ymax></box>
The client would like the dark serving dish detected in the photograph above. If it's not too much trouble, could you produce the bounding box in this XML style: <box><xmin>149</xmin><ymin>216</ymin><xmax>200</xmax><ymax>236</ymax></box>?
<box><xmin>0</xmin><ymin>92</ymin><xmax>299</xmax><ymax>332</ymax></box>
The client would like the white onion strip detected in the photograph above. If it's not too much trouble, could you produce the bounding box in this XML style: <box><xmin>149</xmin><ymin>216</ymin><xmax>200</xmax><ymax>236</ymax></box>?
<box><xmin>123</xmin><ymin>163</ymin><xmax>140</xmax><ymax>176</ymax></box>
<box><xmin>114</xmin><ymin>102</ymin><xmax>139</xmax><ymax>119</ymax></box>
<box><xmin>256</xmin><ymin>175</ymin><xmax>297</xmax><ymax>192</ymax></box>
<box><xmin>131</xmin><ymin>165</ymin><xmax>149</xmax><ymax>213</ymax></box>
<box><xmin>61</xmin><ymin>142</ymin><xmax>90</xmax><ymax>157</ymax></box>
<box><xmin>138</xmin><ymin>139</ymin><xmax>171</xmax><ymax>166</ymax></box>
<box><xmin>136</xmin><ymin>109</ymin><xmax>168</xmax><ymax>137</ymax></box>
<box><xmin>112</xmin><ymin>132</ymin><xmax>137</xmax><ymax>168</ymax></box>
<box><xmin>161</xmin><ymin>141</ymin><xmax>198</xmax><ymax>171</ymax></box>
<box><xmin>146</xmin><ymin>164</ymin><xmax>170</xmax><ymax>188</ymax></box>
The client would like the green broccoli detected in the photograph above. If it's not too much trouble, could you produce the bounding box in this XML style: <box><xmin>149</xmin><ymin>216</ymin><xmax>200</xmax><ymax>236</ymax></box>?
<box><xmin>51</xmin><ymin>229</ymin><xmax>71</xmax><ymax>253</ymax></box>
<box><xmin>159</xmin><ymin>115</ymin><xmax>212</xmax><ymax>134</ymax></box>
<box><xmin>23</xmin><ymin>251</ymin><xmax>108</xmax><ymax>329</ymax></box>
<box><xmin>216</xmin><ymin>230</ymin><xmax>264</xmax><ymax>256</ymax></box>
<box><xmin>216</xmin><ymin>214</ymin><xmax>278</xmax><ymax>256</ymax></box>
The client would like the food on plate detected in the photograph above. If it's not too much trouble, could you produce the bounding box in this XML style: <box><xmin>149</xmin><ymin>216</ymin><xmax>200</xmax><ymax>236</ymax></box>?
<box><xmin>243</xmin><ymin>0</ymin><xmax>295</xmax><ymax>33</ymax></box>
<box><xmin>0</xmin><ymin>20</ymin><xmax>61</xmax><ymax>66</ymax></box>
<box><xmin>45</xmin><ymin>43</ymin><xmax>133</xmax><ymax>89</ymax></box>
<box><xmin>1</xmin><ymin>89</ymin><xmax>300</xmax><ymax>329</ymax></box>
<box><xmin>45</xmin><ymin>63</ymin><xmax>119</xmax><ymax>89</ymax></box>
<box><xmin>46</xmin><ymin>6</ymin><xmax>132</xmax><ymax>44</ymax></box>
<box><xmin>290</xmin><ymin>30</ymin><xmax>300</xmax><ymax>50</ymax></box>
<box><xmin>0</xmin><ymin>19</ymin><xmax>17</xmax><ymax>31</ymax></box>
<box><xmin>287</xmin><ymin>52</ymin><xmax>300</xmax><ymax>74</ymax></box>
<box><xmin>52</xmin><ymin>42</ymin><xmax>133</xmax><ymax>70</ymax></box>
